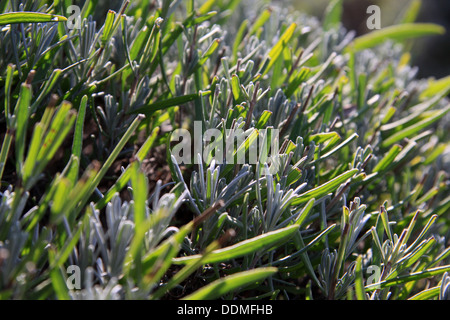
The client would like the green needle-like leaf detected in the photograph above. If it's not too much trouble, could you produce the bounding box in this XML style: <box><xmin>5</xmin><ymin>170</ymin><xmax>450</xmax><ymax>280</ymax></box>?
<box><xmin>354</xmin><ymin>255</ymin><xmax>366</xmax><ymax>300</ymax></box>
<box><xmin>365</xmin><ymin>265</ymin><xmax>450</xmax><ymax>291</ymax></box>
<box><xmin>0</xmin><ymin>12</ymin><xmax>67</xmax><ymax>25</ymax></box>
<box><xmin>381</xmin><ymin>106</ymin><xmax>450</xmax><ymax>148</ymax></box>
<box><xmin>173</xmin><ymin>225</ymin><xmax>300</xmax><ymax>265</ymax></box>
<box><xmin>292</xmin><ymin>169</ymin><xmax>359</xmax><ymax>205</ymax></box>
<box><xmin>183</xmin><ymin>267</ymin><xmax>278</xmax><ymax>300</ymax></box>
<box><xmin>348</xmin><ymin>23</ymin><xmax>445</xmax><ymax>52</ymax></box>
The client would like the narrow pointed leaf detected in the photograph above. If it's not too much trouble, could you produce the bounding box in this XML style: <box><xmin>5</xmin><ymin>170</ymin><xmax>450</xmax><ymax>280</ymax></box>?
<box><xmin>183</xmin><ymin>267</ymin><xmax>277</xmax><ymax>300</ymax></box>
<box><xmin>0</xmin><ymin>12</ymin><xmax>67</xmax><ymax>25</ymax></box>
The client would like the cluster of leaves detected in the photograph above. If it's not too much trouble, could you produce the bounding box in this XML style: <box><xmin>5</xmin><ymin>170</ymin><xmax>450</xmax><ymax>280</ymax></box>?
<box><xmin>0</xmin><ymin>0</ymin><xmax>449</xmax><ymax>300</ymax></box>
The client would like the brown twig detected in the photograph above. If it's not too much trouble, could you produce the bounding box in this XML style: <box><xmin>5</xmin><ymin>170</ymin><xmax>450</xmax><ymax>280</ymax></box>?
<box><xmin>280</xmin><ymin>84</ymin><xmax>314</xmax><ymax>137</ymax></box>
<box><xmin>244</xmin><ymin>81</ymin><xmax>260</xmax><ymax>130</ymax></box>
<box><xmin>286</xmin><ymin>49</ymin><xmax>304</xmax><ymax>81</ymax></box>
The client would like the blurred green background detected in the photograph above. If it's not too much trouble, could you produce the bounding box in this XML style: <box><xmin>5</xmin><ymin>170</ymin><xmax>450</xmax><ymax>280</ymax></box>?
<box><xmin>276</xmin><ymin>0</ymin><xmax>450</xmax><ymax>79</ymax></box>
<box><xmin>72</xmin><ymin>0</ymin><xmax>450</xmax><ymax>80</ymax></box>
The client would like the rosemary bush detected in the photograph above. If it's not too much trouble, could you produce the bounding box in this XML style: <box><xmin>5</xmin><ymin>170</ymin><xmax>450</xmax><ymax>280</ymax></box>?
<box><xmin>0</xmin><ymin>0</ymin><xmax>449</xmax><ymax>300</ymax></box>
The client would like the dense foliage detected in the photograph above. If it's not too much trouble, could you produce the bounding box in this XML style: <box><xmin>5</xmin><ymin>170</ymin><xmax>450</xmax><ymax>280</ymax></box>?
<box><xmin>0</xmin><ymin>0</ymin><xmax>449</xmax><ymax>300</ymax></box>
